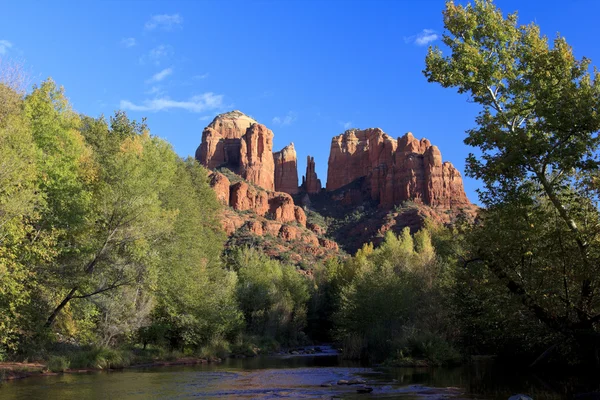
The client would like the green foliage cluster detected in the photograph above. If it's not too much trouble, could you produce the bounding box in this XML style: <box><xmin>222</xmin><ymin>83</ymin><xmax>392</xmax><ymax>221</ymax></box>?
<box><xmin>227</xmin><ymin>247</ymin><xmax>310</xmax><ymax>347</ymax></box>
<box><xmin>0</xmin><ymin>75</ymin><xmax>244</xmax><ymax>361</ymax></box>
<box><xmin>0</xmin><ymin>73</ymin><xmax>317</xmax><ymax>364</ymax></box>
<box><xmin>4</xmin><ymin>0</ymin><xmax>600</xmax><ymax>371</ymax></box>
<box><xmin>424</xmin><ymin>0</ymin><xmax>600</xmax><ymax>366</ymax></box>
<box><xmin>329</xmin><ymin>227</ymin><xmax>460</xmax><ymax>365</ymax></box>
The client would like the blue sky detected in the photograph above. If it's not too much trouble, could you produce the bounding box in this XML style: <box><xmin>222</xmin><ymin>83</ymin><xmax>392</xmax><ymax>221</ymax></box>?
<box><xmin>2</xmin><ymin>0</ymin><xmax>600</xmax><ymax>204</ymax></box>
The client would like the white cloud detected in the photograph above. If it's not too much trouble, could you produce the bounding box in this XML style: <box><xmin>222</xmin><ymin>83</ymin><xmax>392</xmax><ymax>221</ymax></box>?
<box><xmin>145</xmin><ymin>86</ymin><xmax>165</xmax><ymax>96</ymax></box>
<box><xmin>120</xmin><ymin>92</ymin><xmax>224</xmax><ymax>113</ymax></box>
<box><xmin>193</xmin><ymin>73</ymin><xmax>209</xmax><ymax>80</ymax></box>
<box><xmin>120</xmin><ymin>37</ymin><xmax>137</xmax><ymax>48</ymax></box>
<box><xmin>0</xmin><ymin>40</ymin><xmax>13</xmax><ymax>55</ymax></box>
<box><xmin>140</xmin><ymin>44</ymin><xmax>173</xmax><ymax>66</ymax></box>
<box><xmin>145</xmin><ymin>14</ymin><xmax>183</xmax><ymax>31</ymax></box>
<box><xmin>199</xmin><ymin>115</ymin><xmax>213</xmax><ymax>121</ymax></box>
<box><xmin>405</xmin><ymin>29</ymin><xmax>439</xmax><ymax>46</ymax></box>
<box><xmin>147</xmin><ymin>67</ymin><xmax>173</xmax><ymax>83</ymax></box>
<box><xmin>272</xmin><ymin>111</ymin><xmax>297</xmax><ymax>126</ymax></box>
<box><xmin>341</xmin><ymin>121</ymin><xmax>353</xmax><ymax>130</ymax></box>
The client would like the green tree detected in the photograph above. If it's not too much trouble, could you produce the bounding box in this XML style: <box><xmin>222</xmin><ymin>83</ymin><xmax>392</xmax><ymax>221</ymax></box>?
<box><xmin>40</xmin><ymin>107</ymin><xmax>178</xmax><ymax>328</ymax></box>
<box><xmin>0</xmin><ymin>77</ymin><xmax>39</xmax><ymax>352</ymax></box>
<box><xmin>231</xmin><ymin>247</ymin><xmax>309</xmax><ymax>345</ymax></box>
<box><xmin>424</xmin><ymin>0</ymin><xmax>600</xmax><ymax>362</ymax></box>
<box><xmin>150</xmin><ymin>158</ymin><xmax>241</xmax><ymax>350</ymax></box>
<box><xmin>334</xmin><ymin>228</ymin><xmax>457</xmax><ymax>363</ymax></box>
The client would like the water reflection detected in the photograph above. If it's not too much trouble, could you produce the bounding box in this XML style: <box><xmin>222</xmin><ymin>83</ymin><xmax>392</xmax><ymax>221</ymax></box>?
<box><xmin>0</xmin><ymin>353</ymin><xmax>598</xmax><ymax>399</ymax></box>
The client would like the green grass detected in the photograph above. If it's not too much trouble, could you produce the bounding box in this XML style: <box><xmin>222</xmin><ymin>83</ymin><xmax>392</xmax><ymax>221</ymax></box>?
<box><xmin>38</xmin><ymin>346</ymin><xmax>192</xmax><ymax>372</ymax></box>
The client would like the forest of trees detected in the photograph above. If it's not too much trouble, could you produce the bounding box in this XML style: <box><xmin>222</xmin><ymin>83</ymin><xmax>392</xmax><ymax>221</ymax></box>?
<box><xmin>1</xmin><ymin>0</ymin><xmax>600</xmax><ymax>371</ymax></box>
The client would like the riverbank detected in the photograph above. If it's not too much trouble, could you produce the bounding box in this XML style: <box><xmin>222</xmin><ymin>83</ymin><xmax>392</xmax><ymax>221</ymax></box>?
<box><xmin>0</xmin><ymin>354</ymin><xmax>565</xmax><ymax>399</ymax></box>
<box><xmin>0</xmin><ymin>356</ymin><xmax>219</xmax><ymax>381</ymax></box>
<box><xmin>0</xmin><ymin>344</ymin><xmax>340</xmax><ymax>382</ymax></box>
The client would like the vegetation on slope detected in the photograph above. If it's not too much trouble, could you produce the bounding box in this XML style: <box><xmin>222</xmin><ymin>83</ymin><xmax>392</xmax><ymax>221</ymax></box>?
<box><xmin>2</xmin><ymin>0</ymin><xmax>600</xmax><ymax>375</ymax></box>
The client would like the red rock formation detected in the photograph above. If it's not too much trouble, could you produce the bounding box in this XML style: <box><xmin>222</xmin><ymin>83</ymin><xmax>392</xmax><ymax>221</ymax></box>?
<box><xmin>307</xmin><ymin>222</ymin><xmax>325</xmax><ymax>236</ymax></box>
<box><xmin>197</xmin><ymin>111</ymin><xmax>275</xmax><ymax>190</ymax></box>
<box><xmin>273</xmin><ymin>143</ymin><xmax>299</xmax><ymax>195</ymax></box>
<box><xmin>246</xmin><ymin>220</ymin><xmax>264</xmax><ymax>236</ymax></box>
<box><xmin>319</xmin><ymin>238</ymin><xmax>339</xmax><ymax>250</ymax></box>
<box><xmin>294</xmin><ymin>206</ymin><xmax>307</xmax><ymax>227</ymax></box>
<box><xmin>264</xmin><ymin>221</ymin><xmax>283</xmax><ymax>236</ymax></box>
<box><xmin>229</xmin><ymin>181</ymin><xmax>270</xmax><ymax>215</ymax></box>
<box><xmin>326</xmin><ymin>129</ymin><xmax>470</xmax><ymax>210</ymax></box>
<box><xmin>209</xmin><ymin>171</ymin><xmax>230</xmax><ymax>205</ymax></box>
<box><xmin>279</xmin><ymin>225</ymin><xmax>300</xmax><ymax>241</ymax></box>
<box><xmin>208</xmin><ymin>178</ymin><xmax>308</xmax><ymax>228</ymax></box>
<box><xmin>301</xmin><ymin>156</ymin><xmax>322</xmax><ymax>194</ymax></box>
<box><xmin>268</xmin><ymin>193</ymin><xmax>297</xmax><ymax>223</ymax></box>
<box><xmin>196</xmin><ymin>111</ymin><xmax>258</xmax><ymax>170</ymax></box>
<box><xmin>239</xmin><ymin>123</ymin><xmax>275</xmax><ymax>191</ymax></box>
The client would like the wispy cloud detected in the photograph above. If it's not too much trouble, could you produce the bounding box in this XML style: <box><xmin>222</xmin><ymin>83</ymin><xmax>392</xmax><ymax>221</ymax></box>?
<box><xmin>120</xmin><ymin>37</ymin><xmax>137</xmax><ymax>48</ymax></box>
<box><xmin>193</xmin><ymin>73</ymin><xmax>209</xmax><ymax>80</ymax></box>
<box><xmin>145</xmin><ymin>14</ymin><xmax>183</xmax><ymax>31</ymax></box>
<box><xmin>0</xmin><ymin>40</ymin><xmax>13</xmax><ymax>55</ymax></box>
<box><xmin>404</xmin><ymin>29</ymin><xmax>439</xmax><ymax>46</ymax></box>
<box><xmin>140</xmin><ymin>44</ymin><xmax>173</xmax><ymax>66</ymax></box>
<box><xmin>120</xmin><ymin>92</ymin><xmax>224</xmax><ymax>113</ymax></box>
<box><xmin>147</xmin><ymin>67</ymin><xmax>173</xmax><ymax>83</ymax></box>
<box><xmin>341</xmin><ymin>121</ymin><xmax>353</xmax><ymax>130</ymax></box>
<box><xmin>199</xmin><ymin>115</ymin><xmax>213</xmax><ymax>121</ymax></box>
<box><xmin>145</xmin><ymin>86</ymin><xmax>165</xmax><ymax>96</ymax></box>
<box><xmin>272</xmin><ymin>111</ymin><xmax>297</xmax><ymax>126</ymax></box>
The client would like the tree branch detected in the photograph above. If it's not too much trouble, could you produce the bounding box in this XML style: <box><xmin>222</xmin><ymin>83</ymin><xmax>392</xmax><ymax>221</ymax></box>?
<box><xmin>72</xmin><ymin>280</ymin><xmax>133</xmax><ymax>299</ymax></box>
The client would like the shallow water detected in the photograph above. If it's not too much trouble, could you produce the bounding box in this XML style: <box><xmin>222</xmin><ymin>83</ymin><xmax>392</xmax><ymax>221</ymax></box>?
<box><xmin>0</xmin><ymin>349</ymin><xmax>597</xmax><ymax>399</ymax></box>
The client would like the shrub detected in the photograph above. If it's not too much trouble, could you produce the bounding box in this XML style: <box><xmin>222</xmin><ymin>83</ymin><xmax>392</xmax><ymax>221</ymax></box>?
<box><xmin>200</xmin><ymin>337</ymin><xmax>231</xmax><ymax>359</ymax></box>
<box><xmin>47</xmin><ymin>356</ymin><xmax>70</xmax><ymax>372</ymax></box>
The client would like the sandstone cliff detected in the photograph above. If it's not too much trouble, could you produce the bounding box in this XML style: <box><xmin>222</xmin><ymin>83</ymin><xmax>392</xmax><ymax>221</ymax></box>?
<box><xmin>239</xmin><ymin>123</ymin><xmax>275</xmax><ymax>191</ymax></box>
<box><xmin>198</xmin><ymin>110</ymin><xmax>475</xmax><ymax>258</ymax></box>
<box><xmin>301</xmin><ymin>156</ymin><xmax>322</xmax><ymax>194</ymax></box>
<box><xmin>274</xmin><ymin>143</ymin><xmax>299</xmax><ymax>195</ymax></box>
<box><xmin>197</xmin><ymin>111</ymin><xmax>275</xmax><ymax>190</ymax></box>
<box><xmin>208</xmin><ymin>171</ymin><xmax>338</xmax><ymax>264</ymax></box>
<box><xmin>326</xmin><ymin>129</ymin><xmax>470</xmax><ymax>210</ymax></box>
<box><xmin>196</xmin><ymin>111</ymin><xmax>258</xmax><ymax>170</ymax></box>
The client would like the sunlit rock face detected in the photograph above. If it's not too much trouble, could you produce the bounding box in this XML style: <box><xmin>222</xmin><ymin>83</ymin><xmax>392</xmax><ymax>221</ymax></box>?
<box><xmin>326</xmin><ymin>129</ymin><xmax>470</xmax><ymax>210</ymax></box>
<box><xmin>274</xmin><ymin>143</ymin><xmax>299</xmax><ymax>195</ymax></box>
<box><xmin>196</xmin><ymin>111</ymin><xmax>274</xmax><ymax>190</ymax></box>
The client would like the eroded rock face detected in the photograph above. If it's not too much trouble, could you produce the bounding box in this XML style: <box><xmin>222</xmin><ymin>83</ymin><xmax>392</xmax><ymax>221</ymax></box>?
<box><xmin>209</xmin><ymin>171</ymin><xmax>230</xmax><ymax>205</ymax></box>
<box><xmin>294</xmin><ymin>206</ymin><xmax>307</xmax><ymax>227</ymax></box>
<box><xmin>274</xmin><ymin>143</ymin><xmax>299</xmax><ymax>195</ymax></box>
<box><xmin>268</xmin><ymin>192</ymin><xmax>297</xmax><ymax>223</ymax></box>
<box><xmin>301</xmin><ymin>156</ymin><xmax>322</xmax><ymax>194</ymax></box>
<box><xmin>208</xmin><ymin>178</ymin><xmax>307</xmax><ymax>228</ymax></box>
<box><xmin>239</xmin><ymin>123</ymin><xmax>275</xmax><ymax>191</ymax></box>
<box><xmin>197</xmin><ymin>111</ymin><xmax>258</xmax><ymax>171</ymax></box>
<box><xmin>229</xmin><ymin>181</ymin><xmax>270</xmax><ymax>216</ymax></box>
<box><xmin>326</xmin><ymin>129</ymin><xmax>470</xmax><ymax>210</ymax></box>
<box><xmin>197</xmin><ymin>111</ymin><xmax>275</xmax><ymax>190</ymax></box>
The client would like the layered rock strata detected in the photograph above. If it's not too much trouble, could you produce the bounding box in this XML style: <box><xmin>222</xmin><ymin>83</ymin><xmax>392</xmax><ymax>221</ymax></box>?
<box><xmin>198</xmin><ymin>111</ymin><xmax>301</xmax><ymax>194</ymax></box>
<box><xmin>326</xmin><ymin>129</ymin><xmax>470</xmax><ymax>209</ymax></box>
